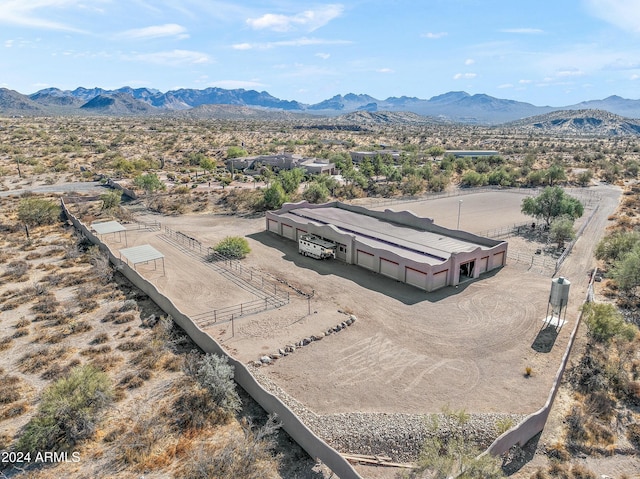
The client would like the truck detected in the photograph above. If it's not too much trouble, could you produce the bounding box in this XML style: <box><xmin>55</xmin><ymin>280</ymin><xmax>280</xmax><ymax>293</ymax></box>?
<box><xmin>298</xmin><ymin>234</ymin><xmax>336</xmax><ymax>260</ymax></box>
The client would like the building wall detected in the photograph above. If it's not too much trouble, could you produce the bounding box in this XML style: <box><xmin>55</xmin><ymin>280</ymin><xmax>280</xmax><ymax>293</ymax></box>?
<box><xmin>266</xmin><ymin>201</ymin><xmax>507</xmax><ymax>292</ymax></box>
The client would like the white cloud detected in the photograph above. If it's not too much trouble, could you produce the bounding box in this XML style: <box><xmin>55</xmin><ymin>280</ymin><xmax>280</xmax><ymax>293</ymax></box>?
<box><xmin>118</xmin><ymin>24</ymin><xmax>189</xmax><ymax>40</ymax></box>
<box><xmin>4</xmin><ymin>39</ymin><xmax>13</xmax><ymax>47</ymax></box>
<box><xmin>247</xmin><ymin>4</ymin><xmax>344</xmax><ymax>32</ymax></box>
<box><xmin>585</xmin><ymin>0</ymin><xmax>640</xmax><ymax>33</ymax></box>
<box><xmin>498</xmin><ymin>83</ymin><xmax>514</xmax><ymax>89</ymax></box>
<box><xmin>631</xmin><ymin>74</ymin><xmax>640</xmax><ymax>80</ymax></box>
<box><xmin>316</xmin><ymin>52</ymin><xmax>330</xmax><ymax>60</ymax></box>
<box><xmin>519</xmin><ymin>79</ymin><xmax>533</xmax><ymax>84</ymax></box>
<box><xmin>232</xmin><ymin>37</ymin><xmax>351</xmax><ymax>50</ymax></box>
<box><xmin>128</xmin><ymin>49</ymin><xmax>212</xmax><ymax>66</ymax></box>
<box><xmin>0</xmin><ymin>0</ymin><xmax>93</xmax><ymax>32</ymax></box>
<box><xmin>500</xmin><ymin>28</ymin><xmax>544</xmax><ymax>34</ymax></box>
<box><xmin>556</xmin><ymin>69</ymin><xmax>585</xmax><ymax>77</ymax></box>
<box><xmin>465</xmin><ymin>58</ymin><xmax>475</xmax><ymax>65</ymax></box>
<box><xmin>453</xmin><ymin>73</ymin><xmax>477</xmax><ymax>80</ymax></box>
<box><xmin>421</xmin><ymin>32</ymin><xmax>447</xmax><ymax>39</ymax></box>
<box><xmin>377</xmin><ymin>68</ymin><xmax>394</xmax><ymax>73</ymax></box>
<box><xmin>209</xmin><ymin>80</ymin><xmax>266</xmax><ymax>89</ymax></box>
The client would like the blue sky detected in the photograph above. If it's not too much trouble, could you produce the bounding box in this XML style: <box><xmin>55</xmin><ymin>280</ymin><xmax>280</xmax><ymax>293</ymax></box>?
<box><xmin>1</xmin><ymin>0</ymin><xmax>640</xmax><ymax>106</ymax></box>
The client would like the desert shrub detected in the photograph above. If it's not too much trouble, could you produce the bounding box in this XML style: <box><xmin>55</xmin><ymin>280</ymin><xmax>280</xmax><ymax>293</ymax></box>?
<box><xmin>181</xmin><ymin>414</ymin><xmax>281</xmax><ymax>479</ymax></box>
<box><xmin>627</xmin><ymin>422</ymin><xmax>640</xmax><ymax>449</ymax></box>
<box><xmin>31</xmin><ymin>293</ymin><xmax>60</xmax><ymax>313</ymax></box>
<box><xmin>0</xmin><ymin>336</ymin><xmax>14</xmax><ymax>351</ymax></box>
<box><xmin>17</xmin><ymin>198</ymin><xmax>60</xmax><ymax>226</ymax></box>
<box><xmin>100</xmin><ymin>190</ymin><xmax>122</xmax><ymax>210</ymax></box>
<box><xmin>582</xmin><ymin>302</ymin><xmax>637</xmax><ymax>343</ymax></box>
<box><xmin>302</xmin><ymin>182</ymin><xmax>330</xmax><ymax>203</ymax></box>
<box><xmin>0</xmin><ymin>375</ymin><xmax>22</xmax><ymax>404</ymax></box>
<box><xmin>565</xmin><ymin>405</ymin><xmax>588</xmax><ymax>444</ymax></box>
<box><xmin>172</xmin><ymin>379</ymin><xmax>227</xmax><ymax>431</ymax></box>
<box><xmin>90</xmin><ymin>333</ymin><xmax>109</xmax><ymax>345</ymax></box>
<box><xmin>570</xmin><ymin>464</ymin><xmax>597</xmax><ymax>479</ymax></box>
<box><xmin>4</xmin><ymin>260</ymin><xmax>28</xmax><ymax>279</ymax></box>
<box><xmin>213</xmin><ymin>236</ymin><xmax>251</xmax><ymax>259</ymax></box>
<box><xmin>17</xmin><ymin>365</ymin><xmax>113</xmax><ymax>453</ymax></box>
<box><xmin>184</xmin><ymin>353</ymin><xmax>241</xmax><ymax>417</ymax></box>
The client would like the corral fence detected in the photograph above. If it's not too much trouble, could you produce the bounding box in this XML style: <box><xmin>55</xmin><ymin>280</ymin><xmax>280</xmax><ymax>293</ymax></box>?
<box><xmin>192</xmin><ymin>296</ymin><xmax>287</xmax><ymax>327</ymax></box>
<box><xmin>554</xmin><ymin>204</ymin><xmax>600</xmax><ymax>275</ymax></box>
<box><xmin>161</xmin><ymin>226</ymin><xmax>291</xmax><ymax>327</ymax></box>
<box><xmin>60</xmin><ymin>198</ymin><xmax>363</xmax><ymax>479</ymax></box>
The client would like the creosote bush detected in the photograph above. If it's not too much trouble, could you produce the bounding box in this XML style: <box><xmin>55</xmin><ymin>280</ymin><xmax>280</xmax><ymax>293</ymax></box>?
<box><xmin>17</xmin><ymin>364</ymin><xmax>113</xmax><ymax>453</ymax></box>
<box><xmin>212</xmin><ymin>236</ymin><xmax>251</xmax><ymax>260</ymax></box>
<box><xmin>184</xmin><ymin>353</ymin><xmax>241</xmax><ymax>418</ymax></box>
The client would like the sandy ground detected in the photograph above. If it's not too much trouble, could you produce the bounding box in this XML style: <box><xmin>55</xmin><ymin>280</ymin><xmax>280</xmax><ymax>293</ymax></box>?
<box><xmin>95</xmin><ymin>185</ymin><xmax>621</xmax><ymax>421</ymax></box>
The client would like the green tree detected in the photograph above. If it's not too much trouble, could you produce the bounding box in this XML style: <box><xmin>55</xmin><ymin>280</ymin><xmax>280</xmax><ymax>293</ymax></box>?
<box><xmin>582</xmin><ymin>302</ymin><xmax>637</xmax><ymax>343</ymax></box>
<box><xmin>611</xmin><ymin>247</ymin><xmax>640</xmax><ymax>295</ymax></box>
<box><xmin>526</xmin><ymin>170</ymin><xmax>546</xmax><ymax>187</ymax></box>
<box><xmin>547</xmin><ymin>164</ymin><xmax>567</xmax><ymax>186</ymax></box>
<box><xmin>263</xmin><ymin>182</ymin><xmax>288</xmax><ymax>210</ymax></box>
<box><xmin>596</xmin><ymin>230</ymin><xmax>640</xmax><ymax>263</ymax></box>
<box><xmin>521</xmin><ymin>186</ymin><xmax>584</xmax><ymax>226</ymax></box>
<box><xmin>461</xmin><ymin>170</ymin><xmax>486</xmax><ymax>187</ymax></box>
<box><xmin>277</xmin><ymin>168</ymin><xmax>305</xmax><ymax>194</ymax></box>
<box><xmin>17</xmin><ymin>365</ymin><xmax>113</xmax><ymax>453</ymax></box>
<box><xmin>576</xmin><ymin>169</ymin><xmax>594</xmax><ymax>186</ymax></box>
<box><xmin>133</xmin><ymin>173</ymin><xmax>165</xmax><ymax>193</ymax></box>
<box><xmin>549</xmin><ymin>216</ymin><xmax>576</xmax><ymax>249</ymax></box>
<box><xmin>303</xmin><ymin>182</ymin><xmax>330</xmax><ymax>203</ymax></box>
<box><xmin>213</xmin><ymin>236</ymin><xmax>251</xmax><ymax>259</ymax></box>
<box><xmin>17</xmin><ymin>198</ymin><xmax>60</xmax><ymax>226</ymax></box>
<box><xmin>200</xmin><ymin>157</ymin><xmax>216</xmax><ymax>173</ymax></box>
<box><xmin>100</xmin><ymin>190</ymin><xmax>122</xmax><ymax>210</ymax></box>
<box><xmin>427</xmin><ymin>145</ymin><xmax>445</xmax><ymax>160</ymax></box>
<box><xmin>227</xmin><ymin>146</ymin><xmax>247</xmax><ymax>159</ymax></box>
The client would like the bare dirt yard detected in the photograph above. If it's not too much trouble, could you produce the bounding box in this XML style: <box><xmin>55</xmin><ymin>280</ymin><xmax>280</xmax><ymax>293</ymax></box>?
<box><xmin>95</xmin><ymin>185</ymin><xmax>618</xmax><ymax>420</ymax></box>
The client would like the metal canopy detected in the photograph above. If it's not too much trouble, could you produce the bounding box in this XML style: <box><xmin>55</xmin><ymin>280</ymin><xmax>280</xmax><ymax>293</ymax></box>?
<box><xmin>119</xmin><ymin>244</ymin><xmax>165</xmax><ymax>275</ymax></box>
<box><xmin>92</xmin><ymin>220</ymin><xmax>128</xmax><ymax>246</ymax></box>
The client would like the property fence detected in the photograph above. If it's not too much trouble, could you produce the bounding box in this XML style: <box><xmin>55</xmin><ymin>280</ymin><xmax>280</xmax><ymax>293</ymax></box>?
<box><xmin>60</xmin><ymin>198</ymin><xmax>362</xmax><ymax>479</ymax></box>
<box><xmin>508</xmin><ymin>250</ymin><xmax>557</xmax><ymax>273</ymax></box>
<box><xmin>191</xmin><ymin>296</ymin><xmax>287</xmax><ymax>326</ymax></box>
<box><xmin>554</xmin><ymin>204</ymin><xmax>600</xmax><ymax>275</ymax></box>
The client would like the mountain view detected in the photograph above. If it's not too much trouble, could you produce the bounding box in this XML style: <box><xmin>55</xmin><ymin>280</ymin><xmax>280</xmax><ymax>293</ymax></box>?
<box><xmin>2</xmin><ymin>86</ymin><xmax>640</xmax><ymax>128</ymax></box>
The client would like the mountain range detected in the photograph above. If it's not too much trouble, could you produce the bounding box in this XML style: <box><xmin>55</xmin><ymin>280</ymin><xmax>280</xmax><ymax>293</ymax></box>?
<box><xmin>2</xmin><ymin>86</ymin><xmax>640</xmax><ymax>126</ymax></box>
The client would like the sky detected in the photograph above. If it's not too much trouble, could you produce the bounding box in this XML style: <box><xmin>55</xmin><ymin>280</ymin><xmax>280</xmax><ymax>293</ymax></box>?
<box><xmin>1</xmin><ymin>0</ymin><xmax>640</xmax><ymax>106</ymax></box>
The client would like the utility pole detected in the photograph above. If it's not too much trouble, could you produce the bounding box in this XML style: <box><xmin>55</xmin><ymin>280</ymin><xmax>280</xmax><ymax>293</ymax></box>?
<box><xmin>457</xmin><ymin>200</ymin><xmax>463</xmax><ymax>229</ymax></box>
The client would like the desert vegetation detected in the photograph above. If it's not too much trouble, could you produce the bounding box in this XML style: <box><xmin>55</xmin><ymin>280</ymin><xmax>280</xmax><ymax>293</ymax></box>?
<box><xmin>0</xmin><ymin>194</ymin><xmax>317</xmax><ymax>479</ymax></box>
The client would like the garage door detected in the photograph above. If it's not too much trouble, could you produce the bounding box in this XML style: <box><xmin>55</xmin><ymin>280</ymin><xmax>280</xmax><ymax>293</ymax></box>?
<box><xmin>296</xmin><ymin>228</ymin><xmax>307</xmax><ymax>241</ymax></box>
<box><xmin>479</xmin><ymin>256</ymin><xmax>489</xmax><ymax>274</ymax></box>
<box><xmin>432</xmin><ymin>270</ymin><xmax>448</xmax><ymax>290</ymax></box>
<box><xmin>282</xmin><ymin>223</ymin><xmax>295</xmax><ymax>240</ymax></box>
<box><xmin>268</xmin><ymin>219</ymin><xmax>279</xmax><ymax>233</ymax></box>
<box><xmin>493</xmin><ymin>251</ymin><xmax>505</xmax><ymax>269</ymax></box>
<box><xmin>405</xmin><ymin>266</ymin><xmax>427</xmax><ymax>290</ymax></box>
<box><xmin>380</xmin><ymin>258</ymin><xmax>399</xmax><ymax>280</ymax></box>
<box><xmin>357</xmin><ymin>250</ymin><xmax>376</xmax><ymax>271</ymax></box>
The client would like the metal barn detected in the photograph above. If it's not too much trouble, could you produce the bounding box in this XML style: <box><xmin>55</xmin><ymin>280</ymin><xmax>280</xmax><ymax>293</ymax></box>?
<box><xmin>266</xmin><ymin>201</ymin><xmax>508</xmax><ymax>292</ymax></box>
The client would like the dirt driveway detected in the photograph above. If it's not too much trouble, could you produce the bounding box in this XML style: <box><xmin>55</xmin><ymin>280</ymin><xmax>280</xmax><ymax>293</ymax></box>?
<box><xmin>106</xmin><ymin>185</ymin><xmax>618</xmax><ymax>416</ymax></box>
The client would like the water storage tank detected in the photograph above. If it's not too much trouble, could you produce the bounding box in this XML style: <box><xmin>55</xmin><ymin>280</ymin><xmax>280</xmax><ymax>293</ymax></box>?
<box><xmin>549</xmin><ymin>276</ymin><xmax>571</xmax><ymax>310</ymax></box>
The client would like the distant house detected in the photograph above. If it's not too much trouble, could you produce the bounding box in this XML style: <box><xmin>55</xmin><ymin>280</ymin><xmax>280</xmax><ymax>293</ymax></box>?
<box><xmin>226</xmin><ymin>153</ymin><xmax>335</xmax><ymax>175</ymax></box>
<box><xmin>445</xmin><ymin>150</ymin><xmax>500</xmax><ymax>159</ymax></box>
<box><xmin>349</xmin><ymin>150</ymin><xmax>402</xmax><ymax>164</ymax></box>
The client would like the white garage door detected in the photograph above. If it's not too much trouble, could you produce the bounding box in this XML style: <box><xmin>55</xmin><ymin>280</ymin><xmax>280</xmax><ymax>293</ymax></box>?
<box><xmin>493</xmin><ymin>251</ymin><xmax>505</xmax><ymax>269</ymax></box>
<box><xmin>357</xmin><ymin>250</ymin><xmax>376</xmax><ymax>270</ymax></box>
<box><xmin>432</xmin><ymin>270</ymin><xmax>448</xmax><ymax>290</ymax></box>
<box><xmin>282</xmin><ymin>223</ymin><xmax>295</xmax><ymax>240</ymax></box>
<box><xmin>380</xmin><ymin>258</ymin><xmax>399</xmax><ymax>279</ymax></box>
<box><xmin>268</xmin><ymin>219</ymin><xmax>279</xmax><ymax>233</ymax></box>
<box><xmin>296</xmin><ymin>228</ymin><xmax>307</xmax><ymax>241</ymax></box>
<box><xmin>405</xmin><ymin>267</ymin><xmax>427</xmax><ymax>289</ymax></box>
<box><xmin>479</xmin><ymin>256</ymin><xmax>489</xmax><ymax>274</ymax></box>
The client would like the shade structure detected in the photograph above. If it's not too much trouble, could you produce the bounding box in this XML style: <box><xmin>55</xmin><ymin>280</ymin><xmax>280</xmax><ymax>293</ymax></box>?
<box><xmin>119</xmin><ymin>244</ymin><xmax>165</xmax><ymax>275</ymax></box>
<box><xmin>91</xmin><ymin>220</ymin><xmax>127</xmax><ymax>246</ymax></box>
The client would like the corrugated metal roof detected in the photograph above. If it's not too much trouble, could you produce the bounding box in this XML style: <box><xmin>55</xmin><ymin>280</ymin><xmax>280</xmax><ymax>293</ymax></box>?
<box><xmin>91</xmin><ymin>220</ymin><xmax>126</xmax><ymax>235</ymax></box>
<box><xmin>119</xmin><ymin>244</ymin><xmax>164</xmax><ymax>264</ymax></box>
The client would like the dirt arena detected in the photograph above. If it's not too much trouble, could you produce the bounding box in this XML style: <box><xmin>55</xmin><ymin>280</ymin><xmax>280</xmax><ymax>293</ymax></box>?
<box><xmin>100</xmin><ymin>185</ymin><xmax>619</xmax><ymax>416</ymax></box>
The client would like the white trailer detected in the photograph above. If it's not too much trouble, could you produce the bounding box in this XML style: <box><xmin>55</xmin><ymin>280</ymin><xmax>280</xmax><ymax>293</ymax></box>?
<box><xmin>298</xmin><ymin>234</ymin><xmax>336</xmax><ymax>259</ymax></box>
